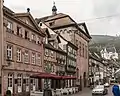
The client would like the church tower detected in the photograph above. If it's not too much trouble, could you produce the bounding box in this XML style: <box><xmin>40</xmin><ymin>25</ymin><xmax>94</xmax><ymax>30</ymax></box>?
<box><xmin>52</xmin><ymin>2</ymin><xmax>57</xmax><ymax>15</ymax></box>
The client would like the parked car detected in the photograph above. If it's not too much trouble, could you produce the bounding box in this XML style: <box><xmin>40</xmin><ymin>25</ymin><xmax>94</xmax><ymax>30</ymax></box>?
<box><xmin>92</xmin><ymin>85</ymin><xmax>108</xmax><ymax>95</ymax></box>
<box><xmin>104</xmin><ymin>83</ymin><xmax>110</xmax><ymax>87</ymax></box>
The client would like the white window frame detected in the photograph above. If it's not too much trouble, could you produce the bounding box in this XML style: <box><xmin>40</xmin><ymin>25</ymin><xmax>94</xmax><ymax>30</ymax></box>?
<box><xmin>8</xmin><ymin>73</ymin><xmax>13</xmax><ymax>93</ymax></box>
<box><xmin>7</xmin><ymin>45</ymin><xmax>12</xmax><ymax>60</ymax></box>
<box><xmin>7</xmin><ymin>21</ymin><xmax>13</xmax><ymax>30</ymax></box>
<box><xmin>31</xmin><ymin>78</ymin><xmax>36</xmax><ymax>91</ymax></box>
<box><xmin>17</xmin><ymin>48</ymin><xmax>21</xmax><ymax>62</ymax></box>
<box><xmin>17</xmin><ymin>74</ymin><xmax>22</xmax><ymax>93</ymax></box>
<box><xmin>32</xmin><ymin>53</ymin><xmax>36</xmax><ymax>64</ymax></box>
<box><xmin>31</xmin><ymin>34</ymin><xmax>35</xmax><ymax>40</ymax></box>
<box><xmin>37</xmin><ymin>54</ymin><xmax>41</xmax><ymax>66</ymax></box>
<box><xmin>24</xmin><ymin>51</ymin><xmax>29</xmax><ymax>63</ymax></box>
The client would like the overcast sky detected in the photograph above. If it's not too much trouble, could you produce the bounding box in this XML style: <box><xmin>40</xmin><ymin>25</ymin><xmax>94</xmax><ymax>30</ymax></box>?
<box><xmin>4</xmin><ymin>0</ymin><xmax>120</xmax><ymax>36</ymax></box>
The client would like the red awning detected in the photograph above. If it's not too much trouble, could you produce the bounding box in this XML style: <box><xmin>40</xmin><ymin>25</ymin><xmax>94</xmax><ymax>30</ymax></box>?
<box><xmin>62</xmin><ymin>76</ymin><xmax>77</xmax><ymax>79</ymax></box>
<box><xmin>31</xmin><ymin>72</ymin><xmax>62</xmax><ymax>79</ymax></box>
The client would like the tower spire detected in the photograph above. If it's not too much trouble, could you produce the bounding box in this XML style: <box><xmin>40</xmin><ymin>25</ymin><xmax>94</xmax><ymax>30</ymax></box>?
<box><xmin>52</xmin><ymin>1</ymin><xmax>57</xmax><ymax>15</ymax></box>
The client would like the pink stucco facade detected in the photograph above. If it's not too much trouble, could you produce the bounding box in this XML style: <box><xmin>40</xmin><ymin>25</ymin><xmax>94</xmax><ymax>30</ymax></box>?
<box><xmin>0</xmin><ymin>6</ymin><xmax>45</xmax><ymax>96</ymax></box>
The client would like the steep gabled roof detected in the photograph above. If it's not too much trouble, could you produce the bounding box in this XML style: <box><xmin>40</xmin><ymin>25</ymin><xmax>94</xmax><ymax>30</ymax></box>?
<box><xmin>35</xmin><ymin>13</ymin><xmax>68</xmax><ymax>23</ymax></box>
<box><xmin>36</xmin><ymin>13</ymin><xmax>91</xmax><ymax>39</ymax></box>
<box><xmin>3</xmin><ymin>6</ymin><xmax>45</xmax><ymax>37</ymax></box>
<box><xmin>14</xmin><ymin>12</ymin><xmax>40</xmax><ymax>31</ymax></box>
<box><xmin>78</xmin><ymin>22</ymin><xmax>91</xmax><ymax>39</ymax></box>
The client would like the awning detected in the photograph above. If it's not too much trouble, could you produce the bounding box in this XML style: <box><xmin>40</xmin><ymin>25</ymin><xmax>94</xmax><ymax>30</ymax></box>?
<box><xmin>31</xmin><ymin>72</ymin><xmax>77</xmax><ymax>79</ymax></box>
<box><xmin>62</xmin><ymin>76</ymin><xmax>77</xmax><ymax>79</ymax></box>
<box><xmin>31</xmin><ymin>72</ymin><xmax>62</xmax><ymax>79</ymax></box>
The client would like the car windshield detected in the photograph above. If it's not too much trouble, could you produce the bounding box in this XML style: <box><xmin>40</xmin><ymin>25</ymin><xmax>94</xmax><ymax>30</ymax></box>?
<box><xmin>95</xmin><ymin>85</ymin><xmax>104</xmax><ymax>89</ymax></box>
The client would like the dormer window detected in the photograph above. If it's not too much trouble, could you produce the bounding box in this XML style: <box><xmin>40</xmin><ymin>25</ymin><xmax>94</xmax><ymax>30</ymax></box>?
<box><xmin>49</xmin><ymin>21</ymin><xmax>54</xmax><ymax>26</ymax></box>
<box><xmin>39</xmin><ymin>23</ymin><xmax>42</xmax><ymax>26</ymax></box>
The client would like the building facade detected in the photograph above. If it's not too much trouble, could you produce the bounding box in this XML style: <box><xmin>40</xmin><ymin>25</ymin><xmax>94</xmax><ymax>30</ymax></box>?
<box><xmin>35</xmin><ymin>5</ymin><xmax>91</xmax><ymax>91</ymax></box>
<box><xmin>1</xmin><ymin>6</ymin><xmax>45</xmax><ymax>96</ymax></box>
<box><xmin>89</xmin><ymin>52</ymin><xmax>109</xmax><ymax>87</ymax></box>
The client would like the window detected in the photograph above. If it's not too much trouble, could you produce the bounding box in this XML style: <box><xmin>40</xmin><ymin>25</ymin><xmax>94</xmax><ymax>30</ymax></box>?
<box><xmin>85</xmin><ymin>46</ymin><xmax>87</xmax><ymax>58</ymax></box>
<box><xmin>45</xmin><ymin>49</ymin><xmax>48</xmax><ymax>56</ymax></box>
<box><xmin>17</xmin><ymin>26</ymin><xmax>20</xmax><ymax>35</ymax></box>
<box><xmin>7</xmin><ymin>21</ymin><xmax>13</xmax><ymax>30</ymax></box>
<box><xmin>31</xmin><ymin>34</ymin><xmax>35</xmax><ymax>40</ymax></box>
<box><xmin>79</xmin><ymin>42</ymin><xmax>81</xmax><ymax>56</ymax></box>
<box><xmin>17</xmin><ymin>48</ymin><xmax>21</xmax><ymax>62</ymax></box>
<box><xmin>63</xmin><ymin>45</ymin><xmax>66</xmax><ymax>50</ymax></box>
<box><xmin>31</xmin><ymin>34</ymin><xmax>36</xmax><ymax>43</ymax></box>
<box><xmin>25</xmin><ymin>31</ymin><xmax>29</xmax><ymax>40</ymax></box>
<box><xmin>7</xmin><ymin>45</ymin><xmax>12</xmax><ymax>60</ymax></box>
<box><xmin>49</xmin><ymin>21</ymin><xmax>54</xmax><ymax>26</ymax></box>
<box><xmin>51</xmin><ymin>51</ymin><xmax>54</xmax><ymax>57</ymax></box>
<box><xmin>26</xmin><ymin>76</ymin><xmax>29</xmax><ymax>86</ymax></box>
<box><xmin>37</xmin><ymin>54</ymin><xmax>41</xmax><ymax>65</ymax></box>
<box><xmin>24</xmin><ymin>51</ymin><xmax>29</xmax><ymax>63</ymax></box>
<box><xmin>8</xmin><ymin>73</ymin><xmax>13</xmax><ymax>87</ymax></box>
<box><xmin>32</xmin><ymin>53</ymin><xmax>36</xmax><ymax>64</ymax></box>
<box><xmin>39</xmin><ymin>23</ymin><xmax>42</xmax><ymax>26</ymax></box>
<box><xmin>68</xmin><ymin>46</ymin><xmax>71</xmax><ymax>52</ymax></box>
<box><xmin>83</xmin><ymin>44</ymin><xmax>84</xmax><ymax>57</ymax></box>
<box><xmin>51</xmin><ymin>64</ymin><xmax>54</xmax><ymax>72</ymax></box>
<box><xmin>17</xmin><ymin>26</ymin><xmax>22</xmax><ymax>37</ymax></box>
<box><xmin>17</xmin><ymin>74</ymin><xmax>22</xmax><ymax>87</ymax></box>
<box><xmin>37</xmin><ymin>36</ymin><xmax>41</xmax><ymax>44</ymax></box>
<box><xmin>76</xmin><ymin>40</ymin><xmax>78</xmax><ymax>47</ymax></box>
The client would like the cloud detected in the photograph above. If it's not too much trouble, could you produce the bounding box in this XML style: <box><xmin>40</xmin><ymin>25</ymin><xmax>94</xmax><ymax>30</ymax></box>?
<box><xmin>93</xmin><ymin>0</ymin><xmax>120</xmax><ymax>16</ymax></box>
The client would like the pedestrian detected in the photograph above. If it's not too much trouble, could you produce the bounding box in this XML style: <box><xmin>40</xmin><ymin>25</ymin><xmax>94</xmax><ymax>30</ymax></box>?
<box><xmin>112</xmin><ymin>84</ymin><xmax>120</xmax><ymax>96</ymax></box>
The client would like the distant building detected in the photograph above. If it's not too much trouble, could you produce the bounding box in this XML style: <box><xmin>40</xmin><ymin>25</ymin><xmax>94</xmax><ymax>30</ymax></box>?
<box><xmin>35</xmin><ymin>3</ymin><xmax>91</xmax><ymax>90</ymax></box>
<box><xmin>101</xmin><ymin>46</ymin><xmax>118</xmax><ymax>60</ymax></box>
<box><xmin>89</xmin><ymin>52</ymin><xmax>110</xmax><ymax>87</ymax></box>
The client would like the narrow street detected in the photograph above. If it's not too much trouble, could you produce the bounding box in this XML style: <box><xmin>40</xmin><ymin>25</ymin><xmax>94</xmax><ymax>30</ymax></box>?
<box><xmin>69</xmin><ymin>86</ymin><xmax>113</xmax><ymax>96</ymax></box>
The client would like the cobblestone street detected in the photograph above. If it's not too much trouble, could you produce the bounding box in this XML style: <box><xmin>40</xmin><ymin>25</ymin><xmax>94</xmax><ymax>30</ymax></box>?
<box><xmin>69</xmin><ymin>86</ymin><xmax>113</xmax><ymax>96</ymax></box>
